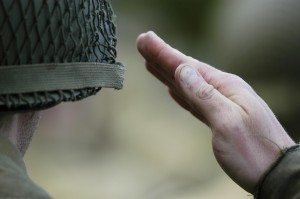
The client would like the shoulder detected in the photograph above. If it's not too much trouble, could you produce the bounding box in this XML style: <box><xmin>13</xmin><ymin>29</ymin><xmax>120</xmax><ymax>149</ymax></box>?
<box><xmin>0</xmin><ymin>137</ymin><xmax>51</xmax><ymax>198</ymax></box>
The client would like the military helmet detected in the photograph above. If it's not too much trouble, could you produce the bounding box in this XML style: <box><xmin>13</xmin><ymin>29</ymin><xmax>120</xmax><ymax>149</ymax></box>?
<box><xmin>0</xmin><ymin>0</ymin><xmax>124</xmax><ymax>111</ymax></box>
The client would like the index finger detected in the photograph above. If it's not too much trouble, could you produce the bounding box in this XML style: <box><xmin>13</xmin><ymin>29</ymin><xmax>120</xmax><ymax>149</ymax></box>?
<box><xmin>137</xmin><ymin>31</ymin><xmax>217</xmax><ymax>78</ymax></box>
<box><xmin>137</xmin><ymin>31</ymin><xmax>193</xmax><ymax>75</ymax></box>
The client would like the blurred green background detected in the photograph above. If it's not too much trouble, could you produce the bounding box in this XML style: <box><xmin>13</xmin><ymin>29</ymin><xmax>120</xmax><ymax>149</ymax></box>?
<box><xmin>25</xmin><ymin>0</ymin><xmax>300</xmax><ymax>198</ymax></box>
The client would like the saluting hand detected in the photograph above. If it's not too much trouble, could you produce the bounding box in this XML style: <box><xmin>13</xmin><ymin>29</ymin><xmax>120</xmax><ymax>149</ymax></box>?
<box><xmin>137</xmin><ymin>31</ymin><xmax>295</xmax><ymax>193</ymax></box>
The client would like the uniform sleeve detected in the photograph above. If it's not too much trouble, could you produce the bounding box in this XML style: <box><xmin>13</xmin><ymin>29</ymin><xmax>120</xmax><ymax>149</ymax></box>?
<box><xmin>0</xmin><ymin>135</ymin><xmax>51</xmax><ymax>198</ymax></box>
<box><xmin>255</xmin><ymin>145</ymin><xmax>300</xmax><ymax>199</ymax></box>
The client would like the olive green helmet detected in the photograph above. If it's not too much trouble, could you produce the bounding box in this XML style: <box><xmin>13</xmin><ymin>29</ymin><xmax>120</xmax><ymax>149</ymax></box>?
<box><xmin>0</xmin><ymin>0</ymin><xmax>124</xmax><ymax>111</ymax></box>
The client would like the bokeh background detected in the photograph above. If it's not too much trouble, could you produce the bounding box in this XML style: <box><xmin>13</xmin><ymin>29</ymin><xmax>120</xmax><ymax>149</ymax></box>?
<box><xmin>25</xmin><ymin>0</ymin><xmax>300</xmax><ymax>198</ymax></box>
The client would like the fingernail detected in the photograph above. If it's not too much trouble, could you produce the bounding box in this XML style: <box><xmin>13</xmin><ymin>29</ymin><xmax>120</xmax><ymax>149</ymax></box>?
<box><xmin>180</xmin><ymin>65</ymin><xmax>199</xmax><ymax>87</ymax></box>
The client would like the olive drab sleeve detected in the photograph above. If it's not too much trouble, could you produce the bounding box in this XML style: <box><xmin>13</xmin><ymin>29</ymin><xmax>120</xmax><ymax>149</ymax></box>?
<box><xmin>256</xmin><ymin>145</ymin><xmax>300</xmax><ymax>199</ymax></box>
<box><xmin>0</xmin><ymin>135</ymin><xmax>51</xmax><ymax>198</ymax></box>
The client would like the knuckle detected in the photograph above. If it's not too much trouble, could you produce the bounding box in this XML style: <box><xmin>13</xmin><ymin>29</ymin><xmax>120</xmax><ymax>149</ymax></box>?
<box><xmin>233</xmin><ymin>75</ymin><xmax>246</xmax><ymax>85</ymax></box>
<box><xmin>196</xmin><ymin>84</ymin><xmax>215</xmax><ymax>100</ymax></box>
<box><xmin>227</xmin><ymin>74</ymin><xmax>244</xmax><ymax>83</ymax></box>
<box><xmin>155</xmin><ymin>45</ymin><xmax>166</xmax><ymax>60</ymax></box>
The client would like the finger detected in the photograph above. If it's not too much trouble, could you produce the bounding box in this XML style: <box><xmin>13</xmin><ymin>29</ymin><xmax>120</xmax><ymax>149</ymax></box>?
<box><xmin>147</xmin><ymin>61</ymin><xmax>209</xmax><ymax>124</ymax></box>
<box><xmin>147</xmin><ymin>60</ymin><xmax>209</xmax><ymax>125</ymax></box>
<box><xmin>137</xmin><ymin>31</ymin><xmax>189</xmax><ymax>76</ymax></box>
<box><xmin>169</xmin><ymin>89</ymin><xmax>208</xmax><ymax>125</ymax></box>
<box><xmin>147</xmin><ymin>61</ymin><xmax>208</xmax><ymax>124</ymax></box>
<box><xmin>137</xmin><ymin>31</ymin><xmax>220</xmax><ymax>84</ymax></box>
<box><xmin>168</xmin><ymin>89</ymin><xmax>190</xmax><ymax>111</ymax></box>
<box><xmin>175</xmin><ymin>64</ymin><xmax>239</xmax><ymax>127</ymax></box>
<box><xmin>146</xmin><ymin>62</ymin><xmax>176</xmax><ymax>89</ymax></box>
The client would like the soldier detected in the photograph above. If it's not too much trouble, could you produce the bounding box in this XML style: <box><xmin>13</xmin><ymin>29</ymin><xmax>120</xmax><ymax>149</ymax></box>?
<box><xmin>0</xmin><ymin>0</ymin><xmax>124</xmax><ymax>197</ymax></box>
<box><xmin>1</xmin><ymin>0</ymin><xmax>299</xmax><ymax>198</ymax></box>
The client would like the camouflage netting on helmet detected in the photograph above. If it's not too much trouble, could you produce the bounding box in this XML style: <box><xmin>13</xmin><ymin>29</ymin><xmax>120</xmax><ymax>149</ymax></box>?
<box><xmin>0</xmin><ymin>0</ymin><xmax>124</xmax><ymax>111</ymax></box>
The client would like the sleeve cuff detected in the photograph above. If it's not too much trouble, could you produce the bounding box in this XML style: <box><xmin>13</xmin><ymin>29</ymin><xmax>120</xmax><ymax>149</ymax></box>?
<box><xmin>255</xmin><ymin>144</ymin><xmax>300</xmax><ymax>199</ymax></box>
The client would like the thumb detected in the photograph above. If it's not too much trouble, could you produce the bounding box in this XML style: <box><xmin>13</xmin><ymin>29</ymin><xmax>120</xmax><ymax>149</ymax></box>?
<box><xmin>175</xmin><ymin>64</ymin><xmax>235</xmax><ymax>126</ymax></box>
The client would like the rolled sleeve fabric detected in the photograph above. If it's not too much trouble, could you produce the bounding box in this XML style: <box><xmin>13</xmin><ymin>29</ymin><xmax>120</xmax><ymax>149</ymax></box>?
<box><xmin>256</xmin><ymin>145</ymin><xmax>300</xmax><ymax>199</ymax></box>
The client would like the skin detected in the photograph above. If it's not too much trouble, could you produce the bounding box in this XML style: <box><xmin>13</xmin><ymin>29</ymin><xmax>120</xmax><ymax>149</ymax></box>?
<box><xmin>136</xmin><ymin>31</ymin><xmax>295</xmax><ymax>193</ymax></box>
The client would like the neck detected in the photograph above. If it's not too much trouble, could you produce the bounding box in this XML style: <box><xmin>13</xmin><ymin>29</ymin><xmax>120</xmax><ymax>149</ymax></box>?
<box><xmin>0</xmin><ymin>112</ymin><xmax>40</xmax><ymax>156</ymax></box>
